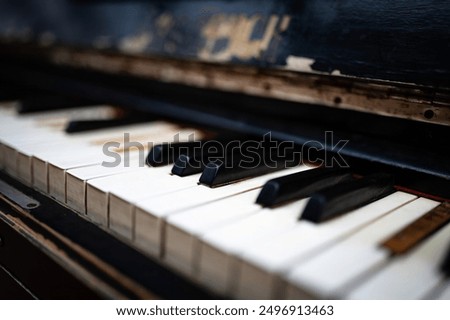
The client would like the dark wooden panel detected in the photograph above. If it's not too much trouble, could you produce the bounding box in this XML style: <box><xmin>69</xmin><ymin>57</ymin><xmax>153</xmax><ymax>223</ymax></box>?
<box><xmin>0</xmin><ymin>264</ymin><xmax>34</xmax><ymax>299</ymax></box>
<box><xmin>0</xmin><ymin>209</ymin><xmax>102</xmax><ymax>299</ymax></box>
<box><xmin>0</xmin><ymin>0</ymin><xmax>448</xmax><ymax>86</ymax></box>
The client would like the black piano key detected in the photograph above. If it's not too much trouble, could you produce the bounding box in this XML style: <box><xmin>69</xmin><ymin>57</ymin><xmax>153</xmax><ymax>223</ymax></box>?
<box><xmin>146</xmin><ymin>141</ymin><xmax>202</xmax><ymax>167</ymax></box>
<box><xmin>172</xmin><ymin>153</ymin><xmax>208</xmax><ymax>177</ymax></box>
<box><xmin>300</xmin><ymin>173</ymin><xmax>395</xmax><ymax>223</ymax></box>
<box><xmin>17</xmin><ymin>95</ymin><xmax>94</xmax><ymax>114</ymax></box>
<box><xmin>0</xmin><ymin>84</ymin><xmax>36</xmax><ymax>101</ymax></box>
<box><xmin>199</xmin><ymin>148</ymin><xmax>301</xmax><ymax>187</ymax></box>
<box><xmin>441</xmin><ymin>241</ymin><xmax>450</xmax><ymax>276</ymax></box>
<box><xmin>66</xmin><ymin>119</ymin><xmax>132</xmax><ymax>133</ymax></box>
<box><xmin>256</xmin><ymin>167</ymin><xmax>353</xmax><ymax>207</ymax></box>
<box><xmin>171</xmin><ymin>145</ymin><xmax>233</xmax><ymax>177</ymax></box>
<box><xmin>171</xmin><ymin>135</ymin><xmax>260</xmax><ymax>175</ymax></box>
<box><xmin>0</xmin><ymin>89</ymin><xmax>22</xmax><ymax>101</ymax></box>
<box><xmin>65</xmin><ymin>112</ymin><xmax>154</xmax><ymax>133</ymax></box>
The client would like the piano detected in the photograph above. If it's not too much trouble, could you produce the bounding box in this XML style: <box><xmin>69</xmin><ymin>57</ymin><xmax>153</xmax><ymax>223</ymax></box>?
<box><xmin>0</xmin><ymin>0</ymin><xmax>449</xmax><ymax>299</ymax></box>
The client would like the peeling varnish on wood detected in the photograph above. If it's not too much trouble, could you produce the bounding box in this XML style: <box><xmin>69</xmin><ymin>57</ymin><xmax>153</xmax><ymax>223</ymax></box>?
<box><xmin>200</xmin><ymin>14</ymin><xmax>290</xmax><ymax>61</ymax></box>
<box><xmin>0</xmin><ymin>205</ymin><xmax>157</xmax><ymax>299</ymax></box>
<box><xmin>28</xmin><ymin>46</ymin><xmax>450</xmax><ymax>126</ymax></box>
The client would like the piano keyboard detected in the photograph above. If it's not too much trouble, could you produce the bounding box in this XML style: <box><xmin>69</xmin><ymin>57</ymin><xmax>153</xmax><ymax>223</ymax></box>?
<box><xmin>0</xmin><ymin>101</ymin><xmax>449</xmax><ymax>300</ymax></box>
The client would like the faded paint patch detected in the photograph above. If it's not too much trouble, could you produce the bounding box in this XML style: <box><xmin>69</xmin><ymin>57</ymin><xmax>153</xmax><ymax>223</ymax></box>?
<box><xmin>285</xmin><ymin>56</ymin><xmax>316</xmax><ymax>72</ymax></box>
<box><xmin>118</xmin><ymin>32</ymin><xmax>153</xmax><ymax>54</ymax></box>
<box><xmin>331</xmin><ymin>69</ymin><xmax>343</xmax><ymax>76</ymax></box>
<box><xmin>286</xmin><ymin>55</ymin><xmax>343</xmax><ymax>76</ymax></box>
<box><xmin>156</xmin><ymin>13</ymin><xmax>175</xmax><ymax>37</ymax></box>
<box><xmin>279</xmin><ymin>16</ymin><xmax>291</xmax><ymax>32</ymax></box>
<box><xmin>200</xmin><ymin>14</ymin><xmax>290</xmax><ymax>62</ymax></box>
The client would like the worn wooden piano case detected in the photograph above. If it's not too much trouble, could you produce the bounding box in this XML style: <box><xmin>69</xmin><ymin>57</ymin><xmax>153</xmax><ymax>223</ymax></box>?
<box><xmin>0</xmin><ymin>0</ymin><xmax>449</xmax><ymax>299</ymax></box>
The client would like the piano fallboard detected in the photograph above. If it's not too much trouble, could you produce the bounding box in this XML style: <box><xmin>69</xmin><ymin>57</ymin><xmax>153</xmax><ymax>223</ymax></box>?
<box><xmin>0</xmin><ymin>0</ymin><xmax>449</xmax><ymax>126</ymax></box>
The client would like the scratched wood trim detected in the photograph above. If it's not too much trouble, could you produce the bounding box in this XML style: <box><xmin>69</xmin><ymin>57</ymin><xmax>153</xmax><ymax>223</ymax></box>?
<box><xmin>2</xmin><ymin>44</ymin><xmax>450</xmax><ymax>126</ymax></box>
<box><xmin>0</xmin><ymin>202</ymin><xmax>158</xmax><ymax>299</ymax></box>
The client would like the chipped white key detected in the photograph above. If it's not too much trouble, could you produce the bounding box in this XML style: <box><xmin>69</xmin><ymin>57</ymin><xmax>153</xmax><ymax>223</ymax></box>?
<box><xmin>65</xmin><ymin>127</ymin><xmax>197</xmax><ymax>214</ymax></box>
<box><xmin>1</xmin><ymin>126</ymin><xmax>64</xmax><ymax>178</ymax></box>
<box><xmin>197</xmin><ymin>198</ymin><xmax>309</xmax><ymax>296</ymax></box>
<box><xmin>15</xmin><ymin>136</ymin><xmax>95</xmax><ymax>185</ymax></box>
<box><xmin>209</xmin><ymin>191</ymin><xmax>415</xmax><ymax>299</ymax></box>
<box><xmin>66</xmin><ymin>155</ymin><xmax>143</xmax><ymax>214</ymax></box>
<box><xmin>346</xmin><ymin>220</ymin><xmax>450</xmax><ymax>299</ymax></box>
<box><xmin>165</xmin><ymin>189</ymin><xmax>262</xmax><ymax>276</ymax></box>
<box><xmin>34</xmin><ymin>122</ymin><xmax>182</xmax><ymax>198</ymax></box>
<box><xmin>85</xmin><ymin>166</ymin><xmax>173</xmax><ymax>227</ymax></box>
<box><xmin>286</xmin><ymin>197</ymin><xmax>437</xmax><ymax>299</ymax></box>
<box><xmin>135</xmin><ymin>166</ymin><xmax>309</xmax><ymax>259</ymax></box>
<box><xmin>83</xmin><ymin>127</ymin><xmax>203</xmax><ymax>225</ymax></box>
<box><xmin>108</xmin><ymin>172</ymin><xmax>201</xmax><ymax>240</ymax></box>
<box><xmin>0</xmin><ymin>105</ymin><xmax>120</xmax><ymax>181</ymax></box>
<box><xmin>47</xmin><ymin>127</ymin><xmax>177</xmax><ymax>201</ymax></box>
<box><xmin>0</xmin><ymin>102</ymin><xmax>17</xmax><ymax>169</ymax></box>
<box><xmin>236</xmin><ymin>192</ymin><xmax>417</xmax><ymax>299</ymax></box>
<box><xmin>0</xmin><ymin>103</ymin><xmax>18</xmax><ymax>169</ymax></box>
<box><xmin>33</xmin><ymin>143</ymin><xmax>106</xmax><ymax>195</ymax></box>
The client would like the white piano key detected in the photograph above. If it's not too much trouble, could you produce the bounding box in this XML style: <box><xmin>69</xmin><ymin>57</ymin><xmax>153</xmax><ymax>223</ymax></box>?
<box><xmin>65</xmin><ymin>127</ymin><xmax>199</xmax><ymax>215</ymax></box>
<box><xmin>0</xmin><ymin>144</ymin><xmax>4</xmax><ymax>170</ymax></box>
<box><xmin>65</xmin><ymin>121</ymin><xmax>180</xmax><ymax>147</ymax></box>
<box><xmin>197</xmin><ymin>197</ymin><xmax>310</xmax><ymax>296</ymax></box>
<box><xmin>141</xmin><ymin>165</ymin><xmax>311</xmax><ymax>216</ymax></box>
<box><xmin>48</xmin><ymin>148</ymin><xmax>130</xmax><ymax>202</ymax></box>
<box><xmin>2</xmin><ymin>144</ymin><xmax>18</xmax><ymax>176</ymax></box>
<box><xmin>134</xmin><ymin>166</ymin><xmax>309</xmax><ymax>260</ymax></box>
<box><xmin>82</xmin><ymin>126</ymin><xmax>201</xmax><ymax>223</ymax></box>
<box><xmin>435</xmin><ymin>281</ymin><xmax>450</xmax><ymax>300</ymax></box>
<box><xmin>346</xmin><ymin>220</ymin><xmax>450</xmax><ymax>299</ymax></box>
<box><xmin>0</xmin><ymin>105</ymin><xmax>117</xmax><ymax>138</ymax></box>
<box><xmin>36</xmin><ymin>122</ymin><xmax>185</xmax><ymax>198</ymax></box>
<box><xmin>10</xmin><ymin>104</ymin><xmax>116</xmax><ymax>123</ymax></box>
<box><xmin>108</xmin><ymin>173</ymin><xmax>201</xmax><ymax>241</ymax></box>
<box><xmin>66</xmin><ymin>155</ymin><xmax>143</xmax><ymax>215</ymax></box>
<box><xmin>164</xmin><ymin>189</ymin><xmax>262</xmax><ymax>276</ymax></box>
<box><xmin>57</xmin><ymin>125</ymin><xmax>197</xmax><ymax>200</ymax></box>
<box><xmin>236</xmin><ymin>192</ymin><xmax>417</xmax><ymax>299</ymax></box>
<box><xmin>286</xmin><ymin>197</ymin><xmax>437</xmax><ymax>299</ymax></box>
<box><xmin>15</xmin><ymin>136</ymin><xmax>97</xmax><ymax>186</ymax></box>
<box><xmin>0</xmin><ymin>105</ymin><xmax>120</xmax><ymax>181</ymax></box>
<box><xmin>16</xmin><ymin>139</ymin><xmax>76</xmax><ymax>186</ymax></box>
<box><xmin>211</xmin><ymin>191</ymin><xmax>416</xmax><ymax>299</ymax></box>
<box><xmin>33</xmin><ymin>144</ymin><xmax>103</xmax><ymax>194</ymax></box>
<box><xmin>0</xmin><ymin>112</ymin><xmax>52</xmax><ymax>135</ymax></box>
<box><xmin>1</xmin><ymin>126</ymin><xmax>61</xmax><ymax>178</ymax></box>
<box><xmin>0</xmin><ymin>103</ymin><xmax>17</xmax><ymax>170</ymax></box>
<box><xmin>85</xmin><ymin>166</ymin><xmax>172</xmax><ymax>227</ymax></box>
<box><xmin>0</xmin><ymin>124</ymin><xmax>66</xmax><ymax>175</ymax></box>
